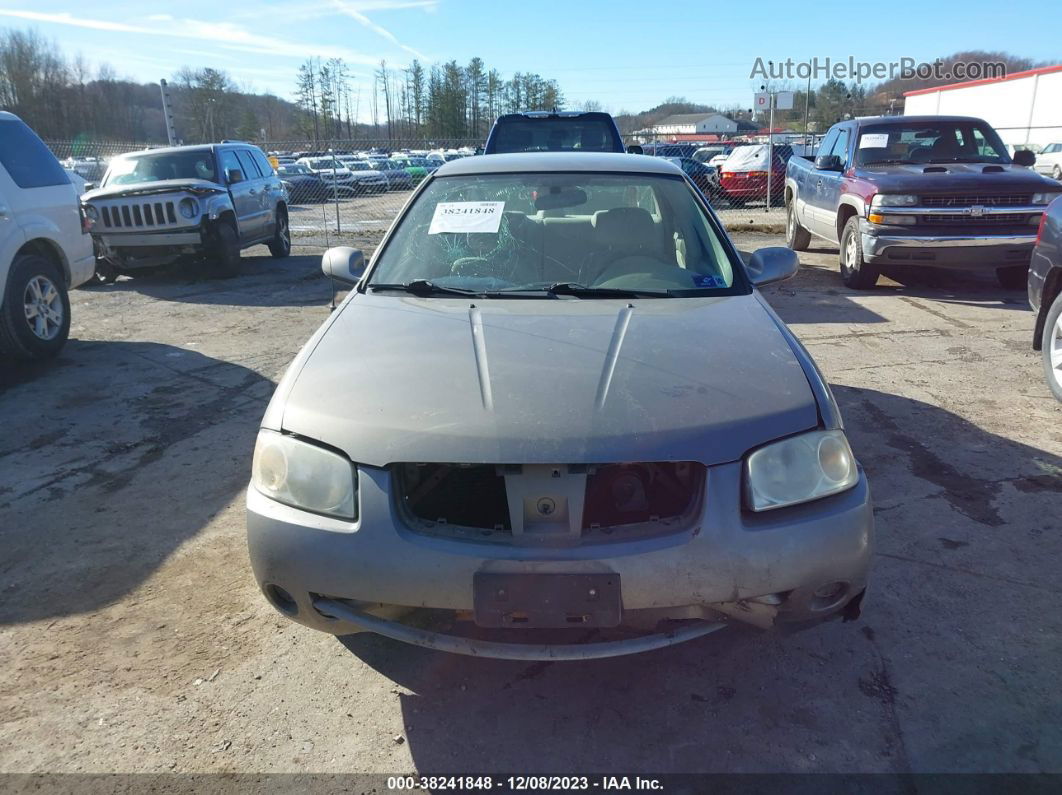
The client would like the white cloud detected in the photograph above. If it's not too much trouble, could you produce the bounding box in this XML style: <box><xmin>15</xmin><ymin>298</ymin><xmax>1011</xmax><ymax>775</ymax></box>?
<box><xmin>328</xmin><ymin>0</ymin><xmax>429</xmax><ymax>60</ymax></box>
<box><xmin>0</xmin><ymin>9</ymin><xmax>387</xmax><ymax>66</ymax></box>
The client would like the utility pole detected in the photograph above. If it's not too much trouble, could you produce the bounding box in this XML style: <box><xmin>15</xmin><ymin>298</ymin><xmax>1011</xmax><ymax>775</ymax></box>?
<box><xmin>159</xmin><ymin>79</ymin><xmax>177</xmax><ymax>145</ymax></box>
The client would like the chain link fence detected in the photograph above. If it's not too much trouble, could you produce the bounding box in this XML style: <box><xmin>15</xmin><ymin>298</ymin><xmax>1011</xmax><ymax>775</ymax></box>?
<box><xmin>49</xmin><ymin>135</ymin><xmax>792</xmax><ymax>246</ymax></box>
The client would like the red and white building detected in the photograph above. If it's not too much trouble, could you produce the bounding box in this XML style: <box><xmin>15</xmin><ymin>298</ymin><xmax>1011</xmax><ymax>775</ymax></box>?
<box><xmin>903</xmin><ymin>64</ymin><xmax>1062</xmax><ymax>150</ymax></box>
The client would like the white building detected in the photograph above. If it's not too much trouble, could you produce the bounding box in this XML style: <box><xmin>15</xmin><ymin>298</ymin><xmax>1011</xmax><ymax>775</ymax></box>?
<box><xmin>648</xmin><ymin>113</ymin><xmax>739</xmax><ymax>136</ymax></box>
<box><xmin>903</xmin><ymin>64</ymin><xmax>1062</xmax><ymax>150</ymax></box>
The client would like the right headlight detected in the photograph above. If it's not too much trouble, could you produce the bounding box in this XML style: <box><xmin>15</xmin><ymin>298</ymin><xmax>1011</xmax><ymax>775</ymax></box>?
<box><xmin>871</xmin><ymin>194</ymin><xmax>918</xmax><ymax>207</ymax></box>
<box><xmin>744</xmin><ymin>430</ymin><xmax>858</xmax><ymax>512</ymax></box>
<box><xmin>251</xmin><ymin>430</ymin><xmax>357</xmax><ymax>519</ymax></box>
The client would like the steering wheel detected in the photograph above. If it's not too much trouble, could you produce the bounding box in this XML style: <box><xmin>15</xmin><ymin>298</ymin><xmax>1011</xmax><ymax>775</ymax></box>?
<box><xmin>450</xmin><ymin>257</ymin><xmax>493</xmax><ymax>278</ymax></box>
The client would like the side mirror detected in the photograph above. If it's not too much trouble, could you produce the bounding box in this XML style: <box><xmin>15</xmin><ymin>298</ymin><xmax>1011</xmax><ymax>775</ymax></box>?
<box><xmin>626</xmin><ymin>144</ymin><xmax>644</xmax><ymax>155</ymax></box>
<box><xmin>814</xmin><ymin>154</ymin><xmax>843</xmax><ymax>171</ymax></box>
<box><xmin>226</xmin><ymin>168</ymin><xmax>244</xmax><ymax>184</ymax></box>
<box><xmin>1013</xmin><ymin>149</ymin><xmax>1036</xmax><ymax>167</ymax></box>
<box><xmin>83</xmin><ymin>182</ymin><xmax>96</xmax><ymax>191</ymax></box>
<box><xmin>321</xmin><ymin>246</ymin><xmax>366</xmax><ymax>286</ymax></box>
<box><xmin>747</xmin><ymin>247</ymin><xmax>800</xmax><ymax>287</ymax></box>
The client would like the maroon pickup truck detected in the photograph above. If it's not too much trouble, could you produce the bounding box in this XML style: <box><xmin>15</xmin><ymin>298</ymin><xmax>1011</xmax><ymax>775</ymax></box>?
<box><xmin>784</xmin><ymin>115</ymin><xmax>1062</xmax><ymax>289</ymax></box>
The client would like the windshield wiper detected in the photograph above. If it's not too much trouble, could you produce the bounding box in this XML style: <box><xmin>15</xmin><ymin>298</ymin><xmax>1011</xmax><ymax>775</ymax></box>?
<box><xmin>863</xmin><ymin>159</ymin><xmax>918</xmax><ymax>165</ymax></box>
<box><xmin>493</xmin><ymin>282</ymin><xmax>673</xmax><ymax>298</ymax></box>
<box><xmin>368</xmin><ymin>279</ymin><xmax>484</xmax><ymax>297</ymax></box>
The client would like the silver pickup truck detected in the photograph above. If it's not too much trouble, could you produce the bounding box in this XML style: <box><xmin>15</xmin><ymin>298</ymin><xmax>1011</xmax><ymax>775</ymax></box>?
<box><xmin>784</xmin><ymin>115</ymin><xmax>1062</xmax><ymax>289</ymax></box>
<box><xmin>82</xmin><ymin>142</ymin><xmax>290</xmax><ymax>281</ymax></box>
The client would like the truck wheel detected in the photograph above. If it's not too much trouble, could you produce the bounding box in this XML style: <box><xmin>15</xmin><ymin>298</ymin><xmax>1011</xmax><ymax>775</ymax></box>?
<box><xmin>786</xmin><ymin>202</ymin><xmax>811</xmax><ymax>251</ymax></box>
<box><xmin>1041</xmin><ymin>289</ymin><xmax>1062</xmax><ymax>402</ymax></box>
<box><xmin>0</xmin><ymin>254</ymin><xmax>71</xmax><ymax>360</ymax></box>
<box><xmin>1053</xmin><ymin>165</ymin><xmax>1062</xmax><ymax>181</ymax></box>
<box><xmin>996</xmin><ymin>265</ymin><xmax>1028</xmax><ymax>290</ymax></box>
<box><xmin>268</xmin><ymin>208</ymin><xmax>291</xmax><ymax>258</ymax></box>
<box><xmin>211</xmin><ymin>220</ymin><xmax>241</xmax><ymax>278</ymax></box>
<box><xmin>839</xmin><ymin>216</ymin><xmax>879</xmax><ymax>289</ymax></box>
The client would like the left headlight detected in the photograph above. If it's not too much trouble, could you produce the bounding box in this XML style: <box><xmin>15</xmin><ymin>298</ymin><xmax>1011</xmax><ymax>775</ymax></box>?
<box><xmin>251</xmin><ymin>429</ymin><xmax>357</xmax><ymax>519</ymax></box>
<box><xmin>744</xmin><ymin>430</ymin><xmax>859</xmax><ymax>512</ymax></box>
<box><xmin>1032</xmin><ymin>192</ymin><xmax>1062</xmax><ymax>205</ymax></box>
<box><xmin>178</xmin><ymin>197</ymin><xmax>199</xmax><ymax>219</ymax></box>
<box><xmin>84</xmin><ymin>205</ymin><xmax>99</xmax><ymax>221</ymax></box>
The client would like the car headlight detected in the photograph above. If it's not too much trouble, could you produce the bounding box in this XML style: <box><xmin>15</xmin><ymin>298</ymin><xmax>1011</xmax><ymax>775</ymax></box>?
<box><xmin>1032</xmin><ymin>192</ymin><xmax>1062</xmax><ymax>205</ymax></box>
<box><xmin>871</xmin><ymin>194</ymin><xmax>918</xmax><ymax>207</ymax></box>
<box><xmin>744</xmin><ymin>430</ymin><xmax>859</xmax><ymax>512</ymax></box>
<box><xmin>178</xmin><ymin>197</ymin><xmax>199</xmax><ymax>219</ymax></box>
<box><xmin>251</xmin><ymin>430</ymin><xmax>357</xmax><ymax>519</ymax></box>
<box><xmin>84</xmin><ymin>205</ymin><xmax>99</xmax><ymax>221</ymax></box>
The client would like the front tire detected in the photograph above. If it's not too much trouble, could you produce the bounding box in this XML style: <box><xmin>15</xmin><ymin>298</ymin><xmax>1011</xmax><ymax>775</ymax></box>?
<box><xmin>996</xmin><ymin>265</ymin><xmax>1028</xmax><ymax>290</ymax></box>
<box><xmin>268</xmin><ymin>208</ymin><xmax>291</xmax><ymax>258</ymax></box>
<box><xmin>0</xmin><ymin>254</ymin><xmax>71</xmax><ymax>360</ymax></box>
<box><xmin>839</xmin><ymin>216</ymin><xmax>879</xmax><ymax>289</ymax></box>
<box><xmin>786</xmin><ymin>201</ymin><xmax>811</xmax><ymax>251</ymax></box>
<box><xmin>1042</xmin><ymin>290</ymin><xmax>1062</xmax><ymax>402</ymax></box>
<box><xmin>1053</xmin><ymin>165</ymin><xmax>1062</xmax><ymax>181</ymax></box>
<box><xmin>211</xmin><ymin>220</ymin><xmax>241</xmax><ymax>278</ymax></box>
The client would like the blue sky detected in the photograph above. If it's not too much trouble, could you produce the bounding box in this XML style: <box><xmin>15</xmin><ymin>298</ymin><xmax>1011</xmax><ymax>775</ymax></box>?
<box><xmin>0</xmin><ymin>0</ymin><xmax>1059</xmax><ymax>119</ymax></box>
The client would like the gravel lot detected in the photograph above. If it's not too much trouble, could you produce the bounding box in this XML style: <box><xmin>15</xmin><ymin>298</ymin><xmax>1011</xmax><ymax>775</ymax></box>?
<box><xmin>1</xmin><ymin>232</ymin><xmax>1060</xmax><ymax>777</ymax></box>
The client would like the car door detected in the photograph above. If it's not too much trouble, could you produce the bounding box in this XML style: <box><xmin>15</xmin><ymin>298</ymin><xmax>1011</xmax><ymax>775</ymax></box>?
<box><xmin>813</xmin><ymin>128</ymin><xmax>850</xmax><ymax>241</ymax></box>
<box><xmin>235</xmin><ymin>149</ymin><xmax>270</xmax><ymax>241</ymax></box>
<box><xmin>803</xmin><ymin>127</ymin><xmax>838</xmax><ymax>236</ymax></box>
<box><xmin>249</xmin><ymin>148</ymin><xmax>284</xmax><ymax>237</ymax></box>
<box><xmin>218</xmin><ymin>149</ymin><xmax>257</xmax><ymax>242</ymax></box>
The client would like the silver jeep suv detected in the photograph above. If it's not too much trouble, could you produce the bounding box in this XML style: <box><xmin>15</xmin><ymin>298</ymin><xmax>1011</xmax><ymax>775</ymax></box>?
<box><xmin>82</xmin><ymin>142</ymin><xmax>290</xmax><ymax>280</ymax></box>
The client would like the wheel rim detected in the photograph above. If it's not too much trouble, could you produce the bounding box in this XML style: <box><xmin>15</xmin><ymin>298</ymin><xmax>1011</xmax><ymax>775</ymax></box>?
<box><xmin>844</xmin><ymin>232</ymin><xmax>859</xmax><ymax>274</ymax></box>
<box><xmin>23</xmin><ymin>275</ymin><xmax>63</xmax><ymax>341</ymax></box>
<box><xmin>1051</xmin><ymin>315</ymin><xmax>1062</xmax><ymax>390</ymax></box>
<box><xmin>1054</xmin><ymin>166</ymin><xmax>1062</xmax><ymax>180</ymax></box>
<box><xmin>279</xmin><ymin>214</ymin><xmax>290</xmax><ymax>247</ymax></box>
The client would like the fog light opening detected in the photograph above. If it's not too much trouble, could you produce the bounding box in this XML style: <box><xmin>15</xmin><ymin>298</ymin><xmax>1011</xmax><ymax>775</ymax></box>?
<box><xmin>265</xmin><ymin>584</ymin><xmax>298</xmax><ymax>616</ymax></box>
<box><xmin>810</xmin><ymin>581</ymin><xmax>849</xmax><ymax>611</ymax></box>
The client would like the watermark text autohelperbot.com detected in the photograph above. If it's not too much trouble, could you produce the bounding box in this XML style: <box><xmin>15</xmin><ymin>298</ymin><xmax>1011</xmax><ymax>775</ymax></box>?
<box><xmin>750</xmin><ymin>57</ymin><xmax>1006</xmax><ymax>84</ymax></box>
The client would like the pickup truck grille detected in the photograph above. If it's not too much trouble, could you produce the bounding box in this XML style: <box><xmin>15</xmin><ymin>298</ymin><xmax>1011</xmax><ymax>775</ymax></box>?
<box><xmin>96</xmin><ymin>199</ymin><xmax>179</xmax><ymax>230</ymax></box>
<box><xmin>921</xmin><ymin>213</ymin><xmax>1030</xmax><ymax>225</ymax></box>
<box><xmin>920</xmin><ymin>194</ymin><xmax>1031</xmax><ymax>207</ymax></box>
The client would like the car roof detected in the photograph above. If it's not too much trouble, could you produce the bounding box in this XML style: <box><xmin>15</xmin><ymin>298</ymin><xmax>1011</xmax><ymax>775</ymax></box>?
<box><xmin>435</xmin><ymin>152</ymin><xmax>683</xmax><ymax>176</ymax></box>
<box><xmin>856</xmin><ymin>115</ymin><xmax>990</xmax><ymax>126</ymax></box>
<box><xmin>112</xmin><ymin>143</ymin><xmax>257</xmax><ymax>158</ymax></box>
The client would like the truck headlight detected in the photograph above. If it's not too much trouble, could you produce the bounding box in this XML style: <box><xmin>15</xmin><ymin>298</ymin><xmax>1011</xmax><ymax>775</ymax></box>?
<box><xmin>84</xmin><ymin>205</ymin><xmax>99</xmax><ymax>222</ymax></box>
<box><xmin>251</xmin><ymin>430</ymin><xmax>357</xmax><ymax>519</ymax></box>
<box><xmin>1032</xmin><ymin>192</ymin><xmax>1062</xmax><ymax>205</ymax></box>
<box><xmin>871</xmin><ymin>194</ymin><xmax>918</xmax><ymax>207</ymax></box>
<box><xmin>178</xmin><ymin>197</ymin><xmax>199</xmax><ymax>219</ymax></box>
<box><xmin>744</xmin><ymin>430</ymin><xmax>858</xmax><ymax>512</ymax></box>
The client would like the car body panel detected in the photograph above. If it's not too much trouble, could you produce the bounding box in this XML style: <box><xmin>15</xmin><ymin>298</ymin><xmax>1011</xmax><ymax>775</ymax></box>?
<box><xmin>279</xmin><ymin>292</ymin><xmax>819</xmax><ymax>468</ymax></box>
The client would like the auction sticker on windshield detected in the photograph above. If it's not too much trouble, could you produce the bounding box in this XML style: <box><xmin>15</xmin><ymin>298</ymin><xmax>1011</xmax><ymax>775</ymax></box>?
<box><xmin>859</xmin><ymin>133</ymin><xmax>890</xmax><ymax>149</ymax></box>
<box><xmin>428</xmin><ymin>201</ymin><xmax>505</xmax><ymax>234</ymax></box>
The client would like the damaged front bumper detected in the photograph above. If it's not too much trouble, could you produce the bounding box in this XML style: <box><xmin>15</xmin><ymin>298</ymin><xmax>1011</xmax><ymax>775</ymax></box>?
<box><xmin>246</xmin><ymin>461</ymin><xmax>873</xmax><ymax>660</ymax></box>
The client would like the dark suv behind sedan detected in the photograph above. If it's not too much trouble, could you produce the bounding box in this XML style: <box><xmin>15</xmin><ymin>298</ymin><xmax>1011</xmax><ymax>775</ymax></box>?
<box><xmin>1029</xmin><ymin>195</ymin><xmax>1062</xmax><ymax>401</ymax></box>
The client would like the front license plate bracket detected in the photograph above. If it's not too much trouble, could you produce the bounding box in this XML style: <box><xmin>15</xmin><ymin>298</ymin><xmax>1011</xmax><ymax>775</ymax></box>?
<box><xmin>473</xmin><ymin>573</ymin><xmax>622</xmax><ymax>629</ymax></box>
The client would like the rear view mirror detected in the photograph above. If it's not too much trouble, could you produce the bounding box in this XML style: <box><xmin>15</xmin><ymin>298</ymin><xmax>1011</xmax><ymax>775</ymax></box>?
<box><xmin>747</xmin><ymin>247</ymin><xmax>799</xmax><ymax>287</ymax></box>
<box><xmin>226</xmin><ymin>168</ymin><xmax>244</xmax><ymax>184</ymax></box>
<box><xmin>1013</xmin><ymin>149</ymin><xmax>1036</xmax><ymax>167</ymax></box>
<box><xmin>321</xmin><ymin>246</ymin><xmax>366</xmax><ymax>286</ymax></box>
<box><xmin>534</xmin><ymin>188</ymin><xmax>588</xmax><ymax>211</ymax></box>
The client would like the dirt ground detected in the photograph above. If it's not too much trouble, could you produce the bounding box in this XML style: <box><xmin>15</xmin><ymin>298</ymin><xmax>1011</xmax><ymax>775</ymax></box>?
<box><xmin>1</xmin><ymin>232</ymin><xmax>1060</xmax><ymax>778</ymax></box>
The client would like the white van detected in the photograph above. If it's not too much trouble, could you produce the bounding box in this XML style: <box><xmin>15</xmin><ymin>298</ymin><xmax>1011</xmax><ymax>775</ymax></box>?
<box><xmin>0</xmin><ymin>112</ymin><xmax>94</xmax><ymax>360</ymax></box>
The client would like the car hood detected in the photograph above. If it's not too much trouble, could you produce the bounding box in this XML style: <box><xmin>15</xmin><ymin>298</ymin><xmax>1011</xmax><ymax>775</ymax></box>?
<box><xmin>852</xmin><ymin>163</ymin><xmax>1057</xmax><ymax>194</ymax></box>
<box><xmin>82</xmin><ymin>179</ymin><xmax>226</xmax><ymax>200</ymax></box>
<box><xmin>280</xmin><ymin>292</ymin><xmax>819</xmax><ymax>467</ymax></box>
